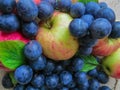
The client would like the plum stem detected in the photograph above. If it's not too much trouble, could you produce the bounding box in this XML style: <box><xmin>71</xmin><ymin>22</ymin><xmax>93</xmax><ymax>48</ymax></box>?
<box><xmin>114</xmin><ymin>79</ymin><xmax>118</xmax><ymax>90</ymax></box>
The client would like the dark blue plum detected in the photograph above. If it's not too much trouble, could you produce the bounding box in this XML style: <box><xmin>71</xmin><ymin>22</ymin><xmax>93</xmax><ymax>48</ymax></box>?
<box><xmin>54</xmin><ymin>64</ymin><xmax>64</xmax><ymax>74</ymax></box>
<box><xmin>66</xmin><ymin>65</ymin><xmax>75</xmax><ymax>74</ymax></box>
<box><xmin>81</xmin><ymin>14</ymin><xmax>94</xmax><ymax>27</ymax></box>
<box><xmin>14</xmin><ymin>65</ymin><xmax>33</xmax><ymax>85</ymax></box>
<box><xmin>26</xmin><ymin>85</ymin><xmax>39</xmax><ymax>90</ymax></box>
<box><xmin>79</xmin><ymin>35</ymin><xmax>98</xmax><ymax>47</ymax></box>
<box><xmin>2</xmin><ymin>73</ymin><xmax>13</xmax><ymax>89</ymax></box>
<box><xmin>0</xmin><ymin>14</ymin><xmax>20</xmax><ymax>33</ymax></box>
<box><xmin>43</xmin><ymin>0</ymin><xmax>56</xmax><ymax>8</ymax></box>
<box><xmin>99</xmin><ymin>2</ymin><xmax>108</xmax><ymax>8</ymax></box>
<box><xmin>56</xmin><ymin>83</ymin><xmax>63</xmax><ymax>89</ymax></box>
<box><xmin>72</xmin><ymin>58</ymin><xmax>84</xmax><ymax>72</ymax></box>
<box><xmin>69</xmin><ymin>19</ymin><xmax>88</xmax><ymax>38</ymax></box>
<box><xmin>70</xmin><ymin>2</ymin><xmax>85</xmax><ymax>18</ymax></box>
<box><xmin>29</xmin><ymin>55</ymin><xmax>46</xmax><ymax>71</ymax></box>
<box><xmin>67</xmin><ymin>81</ymin><xmax>76</xmax><ymax>88</ymax></box>
<box><xmin>78</xmin><ymin>80</ymin><xmax>89</xmax><ymax>90</ymax></box>
<box><xmin>96</xmin><ymin>8</ymin><xmax>116</xmax><ymax>23</ymax></box>
<box><xmin>88</xmin><ymin>68</ymin><xmax>98</xmax><ymax>78</ymax></box>
<box><xmin>95</xmin><ymin>56</ymin><xmax>101</xmax><ymax>63</ymax></box>
<box><xmin>88</xmin><ymin>79</ymin><xmax>100</xmax><ymax>90</ymax></box>
<box><xmin>60</xmin><ymin>87</ymin><xmax>69</xmax><ymax>90</ymax></box>
<box><xmin>86</xmin><ymin>2</ymin><xmax>100</xmax><ymax>16</ymax></box>
<box><xmin>78</xmin><ymin>46</ymin><xmax>93</xmax><ymax>55</ymax></box>
<box><xmin>16</xmin><ymin>0</ymin><xmax>38</xmax><ymax>22</ymax></box>
<box><xmin>14</xmin><ymin>84</ymin><xmax>25</xmax><ymax>90</ymax></box>
<box><xmin>31</xmin><ymin>74</ymin><xmax>45</xmax><ymax>88</ymax></box>
<box><xmin>57</xmin><ymin>0</ymin><xmax>72</xmax><ymax>12</ymax></box>
<box><xmin>44</xmin><ymin>60</ymin><xmax>55</xmax><ymax>75</ymax></box>
<box><xmin>38</xmin><ymin>1</ymin><xmax>54</xmax><ymax>20</ymax></box>
<box><xmin>40</xmin><ymin>86</ymin><xmax>49</xmax><ymax>90</ymax></box>
<box><xmin>72</xmin><ymin>88</ymin><xmax>79</xmax><ymax>90</ymax></box>
<box><xmin>90</xmin><ymin>18</ymin><xmax>112</xmax><ymax>39</ymax></box>
<box><xmin>22</xmin><ymin>21</ymin><xmax>38</xmax><ymax>39</ymax></box>
<box><xmin>60</xmin><ymin>71</ymin><xmax>72</xmax><ymax>85</ymax></box>
<box><xmin>46</xmin><ymin>74</ymin><xmax>59</xmax><ymax>88</ymax></box>
<box><xmin>75</xmin><ymin>72</ymin><xmax>88</xmax><ymax>85</ymax></box>
<box><xmin>24</xmin><ymin>40</ymin><xmax>42</xmax><ymax>60</ymax></box>
<box><xmin>109</xmin><ymin>21</ymin><xmax>120</xmax><ymax>38</ymax></box>
<box><xmin>0</xmin><ymin>0</ymin><xmax>16</xmax><ymax>13</ymax></box>
<box><xmin>79</xmin><ymin>86</ymin><xmax>89</xmax><ymax>90</ymax></box>
<box><xmin>61</xmin><ymin>59</ymin><xmax>71</xmax><ymax>68</ymax></box>
<box><xmin>97</xmin><ymin>71</ymin><xmax>109</xmax><ymax>84</ymax></box>
<box><xmin>99</xmin><ymin>86</ymin><xmax>111</xmax><ymax>90</ymax></box>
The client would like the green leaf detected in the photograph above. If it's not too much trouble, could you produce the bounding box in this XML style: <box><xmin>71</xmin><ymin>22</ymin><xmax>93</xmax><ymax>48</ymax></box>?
<box><xmin>78</xmin><ymin>0</ymin><xmax>98</xmax><ymax>4</ymax></box>
<box><xmin>80</xmin><ymin>55</ymin><xmax>99</xmax><ymax>72</ymax></box>
<box><xmin>0</xmin><ymin>40</ymin><xmax>26</xmax><ymax>70</ymax></box>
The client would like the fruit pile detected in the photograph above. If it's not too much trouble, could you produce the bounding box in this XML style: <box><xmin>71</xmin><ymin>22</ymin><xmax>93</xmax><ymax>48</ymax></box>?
<box><xmin>0</xmin><ymin>0</ymin><xmax>120</xmax><ymax>90</ymax></box>
<box><xmin>3</xmin><ymin>41</ymin><xmax>110</xmax><ymax>90</ymax></box>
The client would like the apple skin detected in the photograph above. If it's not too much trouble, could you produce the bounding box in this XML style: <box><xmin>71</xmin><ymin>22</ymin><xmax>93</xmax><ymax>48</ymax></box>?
<box><xmin>72</xmin><ymin>0</ymin><xmax>78</xmax><ymax>3</ymax></box>
<box><xmin>33</xmin><ymin>0</ymin><xmax>41</xmax><ymax>5</ymax></box>
<box><xmin>102</xmin><ymin>48</ymin><xmax>120</xmax><ymax>79</ymax></box>
<box><xmin>92</xmin><ymin>37</ymin><xmax>120</xmax><ymax>56</ymax></box>
<box><xmin>16</xmin><ymin>0</ymin><xmax>41</xmax><ymax>5</ymax></box>
<box><xmin>36</xmin><ymin>11</ymin><xmax>79</xmax><ymax>60</ymax></box>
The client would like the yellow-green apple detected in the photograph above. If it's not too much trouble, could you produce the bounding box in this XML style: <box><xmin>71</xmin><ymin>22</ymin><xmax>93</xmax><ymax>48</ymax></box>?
<box><xmin>102</xmin><ymin>48</ymin><xmax>120</xmax><ymax>79</ymax></box>
<box><xmin>92</xmin><ymin>37</ymin><xmax>120</xmax><ymax>56</ymax></box>
<box><xmin>36</xmin><ymin>11</ymin><xmax>79</xmax><ymax>60</ymax></box>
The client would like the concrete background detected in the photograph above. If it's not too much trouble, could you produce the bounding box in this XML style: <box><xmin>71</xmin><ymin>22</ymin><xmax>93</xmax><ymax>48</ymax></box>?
<box><xmin>0</xmin><ymin>0</ymin><xmax>120</xmax><ymax>90</ymax></box>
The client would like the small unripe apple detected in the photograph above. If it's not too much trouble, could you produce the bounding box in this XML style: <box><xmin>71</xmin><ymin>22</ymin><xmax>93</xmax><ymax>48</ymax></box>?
<box><xmin>102</xmin><ymin>48</ymin><xmax>120</xmax><ymax>79</ymax></box>
<box><xmin>36</xmin><ymin>11</ymin><xmax>79</xmax><ymax>60</ymax></box>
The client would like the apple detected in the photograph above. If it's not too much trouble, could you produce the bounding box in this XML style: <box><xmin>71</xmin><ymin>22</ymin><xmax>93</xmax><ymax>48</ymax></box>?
<box><xmin>16</xmin><ymin>0</ymin><xmax>41</xmax><ymax>5</ymax></box>
<box><xmin>102</xmin><ymin>48</ymin><xmax>120</xmax><ymax>79</ymax></box>
<box><xmin>33</xmin><ymin>0</ymin><xmax>41</xmax><ymax>5</ymax></box>
<box><xmin>92</xmin><ymin>37</ymin><xmax>120</xmax><ymax>56</ymax></box>
<box><xmin>72</xmin><ymin>0</ymin><xmax>78</xmax><ymax>3</ymax></box>
<box><xmin>36</xmin><ymin>11</ymin><xmax>79</xmax><ymax>60</ymax></box>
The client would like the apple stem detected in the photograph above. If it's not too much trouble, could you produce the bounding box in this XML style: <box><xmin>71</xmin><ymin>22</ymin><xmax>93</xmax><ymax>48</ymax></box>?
<box><xmin>46</xmin><ymin>21</ymin><xmax>51</xmax><ymax>29</ymax></box>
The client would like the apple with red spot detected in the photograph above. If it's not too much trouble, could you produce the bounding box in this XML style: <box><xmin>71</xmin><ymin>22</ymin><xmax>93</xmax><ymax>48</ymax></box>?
<box><xmin>72</xmin><ymin>0</ymin><xmax>78</xmax><ymax>3</ymax></box>
<box><xmin>16</xmin><ymin>0</ymin><xmax>41</xmax><ymax>5</ymax></box>
<box><xmin>33</xmin><ymin>0</ymin><xmax>41</xmax><ymax>5</ymax></box>
<box><xmin>92</xmin><ymin>37</ymin><xmax>120</xmax><ymax>56</ymax></box>
<box><xmin>36</xmin><ymin>11</ymin><xmax>79</xmax><ymax>60</ymax></box>
<box><xmin>102</xmin><ymin>48</ymin><xmax>120</xmax><ymax>79</ymax></box>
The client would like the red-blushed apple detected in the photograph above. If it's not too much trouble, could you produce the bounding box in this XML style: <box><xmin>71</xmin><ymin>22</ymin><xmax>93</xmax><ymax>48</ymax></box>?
<box><xmin>92</xmin><ymin>37</ymin><xmax>120</xmax><ymax>56</ymax></box>
<box><xmin>36</xmin><ymin>11</ymin><xmax>79</xmax><ymax>60</ymax></box>
<box><xmin>102</xmin><ymin>48</ymin><xmax>120</xmax><ymax>79</ymax></box>
<box><xmin>33</xmin><ymin>0</ymin><xmax>41</xmax><ymax>5</ymax></box>
<box><xmin>72</xmin><ymin>0</ymin><xmax>78</xmax><ymax>3</ymax></box>
<box><xmin>16</xmin><ymin>0</ymin><xmax>41</xmax><ymax>5</ymax></box>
